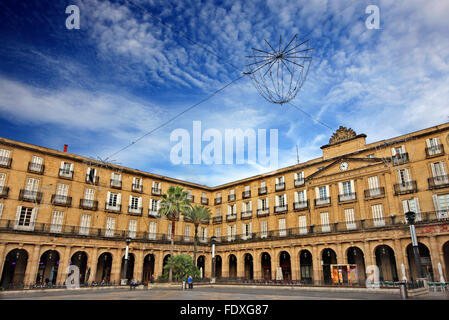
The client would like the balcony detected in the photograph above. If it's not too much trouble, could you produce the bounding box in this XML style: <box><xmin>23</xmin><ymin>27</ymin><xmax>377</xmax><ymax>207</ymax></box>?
<box><xmin>128</xmin><ymin>206</ymin><xmax>143</xmax><ymax>216</ymax></box>
<box><xmin>0</xmin><ymin>156</ymin><xmax>12</xmax><ymax>168</ymax></box>
<box><xmin>79</xmin><ymin>199</ymin><xmax>98</xmax><ymax>211</ymax></box>
<box><xmin>242</xmin><ymin>190</ymin><xmax>251</xmax><ymax>199</ymax></box>
<box><xmin>428</xmin><ymin>175</ymin><xmax>449</xmax><ymax>190</ymax></box>
<box><xmin>364</xmin><ymin>187</ymin><xmax>385</xmax><ymax>199</ymax></box>
<box><xmin>226</xmin><ymin>214</ymin><xmax>237</xmax><ymax>222</ymax></box>
<box><xmin>394</xmin><ymin>181</ymin><xmax>418</xmax><ymax>195</ymax></box>
<box><xmin>152</xmin><ymin>187</ymin><xmax>161</xmax><ymax>196</ymax></box>
<box><xmin>212</xmin><ymin>216</ymin><xmax>222</xmax><ymax>224</ymax></box>
<box><xmin>426</xmin><ymin>144</ymin><xmax>444</xmax><ymax>158</ymax></box>
<box><xmin>201</xmin><ymin>197</ymin><xmax>209</xmax><ymax>205</ymax></box>
<box><xmin>275</xmin><ymin>182</ymin><xmax>285</xmax><ymax>191</ymax></box>
<box><xmin>391</xmin><ymin>152</ymin><xmax>409</xmax><ymax>166</ymax></box>
<box><xmin>228</xmin><ymin>194</ymin><xmax>236</xmax><ymax>202</ymax></box>
<box><xmin>132</xmin><ymin>184</ymin><xmax>143</xmax><ymax>193</ymax></box>
<box><xmin>148</xmin><ymin>209</ymin><xmax>161</xmax><ymax>218</ymax></box>
<box><xmin>294</xmin><ymin>179</ymin><xmax>305</xmax><ymax>188</ymax></box>
<box><xmin>0</xmin><ymin>186</ymin><xmax>9</xmax><ymax>199</ymax></box>
<box><xmin>274</xmin><ymin>205</ymin><xmax>288</xmax><ymax>214</ymax></box>
<box><xmin>110</xmin><ymin>179</ymin><xmax>122</xmax><ymax>189</ymax></box>
<box><xmin>293</xmin><ymin>200</ymin><xmax>309</xmax><ymax>211</ymax></box>
<box><xmin>258</xmin><ymin>187</ymin><xmax>267</xmax><ymax>195</ymax></box>
<box><xmin>51</xmin><ymin>195</ymin><xmax>72</xmax><ymax>207</ymax></box>
<box><xmin>28</xmin><ymin>162</ymin><xmax>45</xmax><ymax>174</ymax></box>
<box><xmin>19</xmin><ymin>189</ymin><xmax>42</xmax><ymax>203</ymax></box>
<box><xmin>85</xmin><ymin>174</ymin><xmax>99</xmax><ymax>185</ymax></box>
<box><xmin>314</xmin><ymin>197</ymin><xmax>331</xmax><ymax>207</ymax></box>
<box><xmin>257</xmin><ymin>208</ymin><xmax>269</xmax><ymax>217</ymax></box>
<box><xmin>58</xmin><ymin>168</ymin><xmax>73</xmax><ymax>180</ymax></box>
<box><xmin>338</xmin><ymin>192</ymin><xmax>357</xmax><ymax>203</ymax></box>
<box><xmin>187</xmin><ymin>195</ymin><xmax>195</xmax><ymax>203</ymax></box>
<box><xmin>241</xmin><ymin>210</ymin><xmax>253</xmax><ymax>220</ymax></box>
<box><xmin>105</xmin><ymin>202</ymin><xmax>121</xmax><ymax>213</ymax></box>
<box><xmin>214</xmin><ymin>197</ymin><xmax>222</xmax><ymax>205</ymax></box>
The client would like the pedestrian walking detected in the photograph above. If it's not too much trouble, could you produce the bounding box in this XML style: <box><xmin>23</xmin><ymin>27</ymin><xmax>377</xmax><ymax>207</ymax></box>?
<box><xmin>187</xmin><ymin>275</ymin><xmax>193</xmax><ymax>289</ymax></box>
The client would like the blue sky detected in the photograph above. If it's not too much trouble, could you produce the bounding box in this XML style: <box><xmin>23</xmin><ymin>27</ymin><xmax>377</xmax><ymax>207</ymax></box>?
<box><xmin>0</xmin><ymin>0</ymin><xmax>448</xmax><ymax>186</ymax></box>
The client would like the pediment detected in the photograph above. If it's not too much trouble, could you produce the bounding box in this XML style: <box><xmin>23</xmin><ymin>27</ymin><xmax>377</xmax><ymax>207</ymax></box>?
<box><xmin>306</xmin><ymin>157</ymin><xmax>385</xmax><ymax>180</ymax></box>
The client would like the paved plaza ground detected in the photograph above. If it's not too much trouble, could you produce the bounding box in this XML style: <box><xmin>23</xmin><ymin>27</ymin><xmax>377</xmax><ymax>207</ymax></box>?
<box><xmin>1</xmin><ymin>285</ymin><xmax>448</xmax><ymax>300</ymax></box>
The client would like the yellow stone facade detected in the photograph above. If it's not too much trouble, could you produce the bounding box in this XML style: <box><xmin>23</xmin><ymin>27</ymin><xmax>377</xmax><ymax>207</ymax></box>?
<box><xmin>1</xmin><ymin>122</ymin><xmax>449</xmax><ymax>287</ymax></box>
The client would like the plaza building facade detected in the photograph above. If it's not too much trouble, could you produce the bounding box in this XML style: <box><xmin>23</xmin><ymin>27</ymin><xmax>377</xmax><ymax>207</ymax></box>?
<box><xmin>1</xmin><ymin>122</ymin><xmax>449</xmax><ymax>287</ymax></box>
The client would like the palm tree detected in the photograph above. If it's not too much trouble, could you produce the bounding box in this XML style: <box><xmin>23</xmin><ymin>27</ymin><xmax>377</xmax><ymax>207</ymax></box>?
<box><xmin>183</xmin><ymin>205</ymin><xmax>211</xmax><ymax>267</ymax></box>
<box><xmin>159</xmin><ymin>186</ymin><xmax>191</xmax><ymax>282</ymax></box>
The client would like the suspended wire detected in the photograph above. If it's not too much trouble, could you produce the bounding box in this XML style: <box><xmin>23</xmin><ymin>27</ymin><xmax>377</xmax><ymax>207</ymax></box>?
<box><xmin>104</xmin><ymin>74</ymin><xmax>246</xmax><ymax>161</ymax></box>
<box><xmin>287</xmin><ymin>101</ymin><xmax>334</xmax><ymax>131</ymax></box>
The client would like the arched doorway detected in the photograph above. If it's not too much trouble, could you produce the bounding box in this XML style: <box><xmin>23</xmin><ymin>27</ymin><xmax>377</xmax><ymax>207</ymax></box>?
<box><xmin>36</xmin><ymin>250</ymin><xmax>60</xmax><ymax>285</ymax></box>
<box><xmin>375</xmin><ymin>245</ymin><xmax>398</xmax><ymax>282</ymax></box>
<box><xmin>346</xmin><ymin>246</ymin><xmax>366</xmax><ymax>283</ymax></box>
<box><xmin>322</xmin><ymin>248</ymin><xmax>337</xmax><ymax>284</ymax></box>
<box><xmin>70</xmin><ymin>251</ymin><xmax>88</xmax><ymax>284</ymax></box>
<box><xmin>406</xmin><ymin>243</ymin><xmax>434</xmax><ymax>281</ymax></box>
<box><xmin>142</xmin><ymin>254</ymin><xmax>155</xmax><ymax>284</ymax></box>
<box><xmin>261</xmin><ymin>252</ymin><xmax>271</xmax><ymax>280</ymax></box>
<box><xmin>95</xmin><ymin>252</ymin><xmax>112</xmax><ymax>283</ymax></box>
<box><xmin>120</xmin><ymin>253</ymin><xmax>135</xmax><ymax>281</ymax></box>
<box><xmin>215</xmin><ymin>255</ymin><xmax>222</xmax><ymax>278</ymax></box>
<box><xmin>162</xmin><ymin>254</ymin><xmax>171</xmax><ymax>274</ymax></box>
<box><xmin>299</xmin><ymin>250</ymin><xmax>312</xmax><ymax>283</ymax></box>
<box><xmin>229</xmin><ymin>254</ymin><xmax>237</xmax><ymax>278</ymax></box>
<box><xmin>279</xmin><ymin>251</ymin><xmax>291</xmax><ymax>281</ymax></box>
<box><xmin>197</xmin><ymin>256</ymin><xmax>205</xmax><ymax>278</ymax></box>
<box><xmin>0</xmin><ymin>249</ymin><xmax>28</xmax><ymax>289</ymax></box>
<box><xmin>244</xmin><ymin>253</ymin><xmax>253</xmax><ymax>280</ymax></box>
<box><xmin>444</xmin><ymin>242</ymin><xmax>449</xmax><ymax>281</ymax></box>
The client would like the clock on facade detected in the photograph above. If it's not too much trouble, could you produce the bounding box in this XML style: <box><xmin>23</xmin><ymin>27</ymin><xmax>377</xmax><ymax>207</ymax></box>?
<box><xmin>340</xmin><ymin>162</ymin><xmax>349</xmax><ymax>171</ymax></box>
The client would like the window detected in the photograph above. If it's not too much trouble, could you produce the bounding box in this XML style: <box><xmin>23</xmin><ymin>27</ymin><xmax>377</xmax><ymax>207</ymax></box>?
<box><xmin>199</xmin><ymin>227</ymin><xmax>208</xmax><ymax>242</ymax></box>
<box><xmin>294</xmin><ymin>172</ymin><xmax>305</xmax><ymax>187</ymax></box>
<box><xmin>319</xmin><ymin>186</ymin><xmax>327</xmax><ymax>199</ymax></box>
<box><xmin>215</xmin><ymin>227</ymin><xmax>221</xmax><ymax>241</ymax></box>
<box><xmin>344</xmin><ymin>208</ymin><xmax>356</xmax><ymax>230</ymax></box>
<box><xmin>432</xmin><ymin>194</ymin><xmax>449</xmax><ymax>220</ymax></box>
<box><xmin>86</xmin><ymin>167</ymin><xmax>97</xmax><ymax>183</ymax></box>
<box><xmin>128</xmin><ymin>220</ymin><xmax>137</xmax><ymax>238</ymax></box>
<box><xmin>227</xmin><ymin>225</ymin><xmax>236</xmax><ymax>241</ymax></box>
<box><xmin>167</xmin><ymin>224</ymin><xmax>172</xmax><ymax>239</ymax></box>
<box><xmin>15</xmin><ymin>206</ymin><xmax>37</xmax><ymax>231</ymax></box>
<box><xmin>0</xmin><ymin>149</ymin><xmax>11</xmax><ymax>166</ymax></box>
<box><xmin>55</xmin><ymin>183</ymin><xmax>69</xmax><ymax>200</ymax></box>
<box><xmin>260</xmin><ymin>220</ymin><xmax>268</xmax><ymax>238</ymax></box>
<box><xmin>242</xmin><ymin>223</ymin><xmax>252</xmax><ymax>240</ymax></box>
<box><xmin>366</xmin><ymin>154</ymin><xmax>375</xmax><ymax>158</ymax></box>
<box><xmin>431</xmin><ymin>162</ymin><xmax>448</xmax><ymax>185</ymax></box>
<box><xmin>185</xmin><ymin>225</ymin><xmax>191</xmax><ymax>241</ymax></box>
<box><xmin>426</xmin><ymin>137</ymin><xmax>442</xmax><ymax>155</ymax></box>
<box><xmin>106</xmin><ymin>192</ymin><xmax>121</xmax><ymax>210</ymax></box>
<box><xmin>372</xmin><ymin>204</ymin><xmax>385</xmax><ymax>226</ymax></box>
<box><xmin>0</xmin><ymin>203</ymin><xmax>3</xmax><ymax>219</ymax></box>
<box><xmin>149</xmin><ymin>222</ymin><xmax>157</xmax><ymax>240</ymax></box>
<box><xmin>261</xmin><ymin>197</ymin><xmax>268</xmax><ymax>209</ymax></box>
<box><xmin>295</xmin><ymin>190</ymin><xmax>307</xmax><ymax>202</ymax></box>
<box><xmin>216</xmin><ymin>207</ymin><xmax>221</xmax><ymax>217</ymax></box>
<box><xmin>60</xmin><ymin>162</ymin><xmax>74</xmax><ymax>178</ymax></box>
<box><xmin>79</xmin><ymin>214</ymin><xmax>91</xmax><ymax>235</ymax></box>
<box><xmin>129</xmin><ymin>195</ymin><xmax>141</xmax><ymax>210</ymax></box>
<box><xmin>50</xmin><ymin>210</ymin><xmax>64</xmax><ymax>233</ymax></box>
<box><xmin>30</xmin><ymin>156</ymin><xmax>43</xmax><ymax>172</ymax></box>
<box><xmin>111</xmin><ymin>172</ymin><xmax>122</xmax><ymax>187</ymax></box>
<box><xmin>320</xmin><ymin>212</ymin><xmax>330</xmax><ymax>232</ymax></box>
<box><xmin>279</xmin><ymin>218</ymin><xmax>286</xmax><ymax>236</ymax></box>
<box><xmin>368</xmin><ymin>176</ymin><xmax>380</xmax><ymax>195</ymax></box>
<box><xmin>342</xmin><ymin>181</ymin><xmax>352</xmax><ymax>194</ymax></box>
<box><xmin>298</xmin><ymin>215</ymin><xmax>307</xmax><ymax>234</ymax></box>
<box><xmin>149</xmin><ymin>199</ymin><xmax>160</xmax><ymax>216</ymax></box>
<box><xmin>105</xmin><ymin>216</ymin><xmax>115</xmax><ymax>237</ymax></box>
<box><xmin>0</xmin><ymin>172</ymin><xmax>5</xmax><ymax>191</ymax></box>
<box><xmin>132</xmin><ymin>177</ymin><xmax>142</xmax><ymax>190</ymax></box>
<box><xmin>152</xmin><ymin>181</ymin><xmax>161</xmax><ymax>194</ymax></box>
<box><xmin>402</xmin><ymin>198</ymin><xmax>421</xmax><ymax>221</ymax></box>
<box><xmin>24</xmin><ymin>177</ymin><xmax>39</xmax><ymax>199</ymax></box>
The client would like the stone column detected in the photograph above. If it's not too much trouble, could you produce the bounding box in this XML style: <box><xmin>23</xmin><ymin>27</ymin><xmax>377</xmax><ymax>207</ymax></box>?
<box><xmin>312</xmin><ymin>245</ymin><xmax>321</xmax><ymax>282</ymax></box>
<box><xmin>394</xmin><ymin>238</ymin><xmax>407</xmax><ymax>280</ymax></box>
<box><xmin>55</xmin><ymin>246</ymin><xmax>71</xmax><ymax>285</ymax></box>
<box><xmin>290</xmin><ymin>249</ymin><xmax>300</xmax><ymax>281</ymax></box>
<box><xmin>134</xmin><ymin>250</ymin><xmax>144</xmax><ymax>282</ymax></box>
<box><xmin>429</xmin><ymin>236</ymin><xmax>441</xmax><ymax>282</ymax></box>
<box><xmin>253</xmin><ymin>251</ymin><xmax>262</xmax><ymax>280</ymax></box>
<box><xmin>110</xmin><ymin>248</ymin><xmax>122</xmax><ymax>284</ymax></box>
<box><xmin>153</xmin><ymin>251</ymin><xmax>161</xmax><ymax>279</ymax></box>
<box><xmin>24</xmin><ymin>245</ymin><xmax>41</xmax><ymax>285</ymax></box>
<box><xmin>337</xmin><ymin>243</ymin><xmax>344</xmax><ymax>264</ymax></box>
<box><xmin>88</xmin><ymin>247</ymin><xmax>98</xmax><ymax>284</ymax></box>
<box><xmin>204</xmin><ymin>254</ymin><xmax>211</xmax><ymax>278</ymax></box>
<box><xmin>237</xmin><ymin>251</ymin><xmax>245</xmax><ymax>278</ymax></box>
<box><xmin>272</xmin><ymin>250</ymin><xmax>279</xmax><ymax>280</ymax></box>
<box><xmin>222</xmin><ymin>253</ymin><xmax>229</xmax><ymax>278</ymax></box>
<box><xmin>0</xmin><ymin>243</ymin><xmax>7</xmax><ymax>280</ymax></box>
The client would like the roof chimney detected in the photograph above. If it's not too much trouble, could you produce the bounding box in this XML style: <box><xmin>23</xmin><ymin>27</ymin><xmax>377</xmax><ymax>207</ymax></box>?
<box><xmin>64</xmin><ymin>144</ymin><xmax>68</xmax><ymax>152</ymax></box>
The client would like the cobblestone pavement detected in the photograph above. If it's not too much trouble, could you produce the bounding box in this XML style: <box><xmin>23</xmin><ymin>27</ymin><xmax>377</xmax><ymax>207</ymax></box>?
<box><xmin>1</xmin><ymin>286</ymin><xmax>449</xmax><ymax>300</ymax></box>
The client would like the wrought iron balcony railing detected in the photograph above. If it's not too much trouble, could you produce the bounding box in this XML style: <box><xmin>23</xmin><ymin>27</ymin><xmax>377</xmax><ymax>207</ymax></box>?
<box><xmin>425</xmin><ymin>144</ymin><xmax>444</xmax><ymax>158</ymax></box>
<box><xmin>275</xmin><ymin>183</ymin><xmax>285</xmax><ymax>191</ymax></box>
<box><xmin>0</xmin><ymin>186</ymin><xmax>9</xmax><ymax>199</ymax></box>
<box><xmin>128</xmin><ymin>206</ymin><xmax>143</xmax><ymax>216</ymax></box>
<box><xmin>214</xmin><ymin>197</ymin><xmax>222</xmax><ymax>205</ymax></box>
<box><xmin>293</xmin><ymin>200</ymin><xmax>309</xmax><ymax>211</ymax></box>
<box><xmin>51</xmin><ymin>195</ymin><xmax>72</xmax><ymax>207</ymax></box>
<box><xmin>394</xmin><ymin>181</ymin><xmax>418</xmax><ymax>195</ymax></box>
<box><xmin>58</xmin><ymin>169</ymin><xmax>73</xmax><ymax>179</ymax></box>
<box><xmin>391</xmin><ymin>152</ymin><xmax>409</xmax><ymax>166</ymax></box>
<box><xmin>228</xmin><ymin>194</ymin><xmax>236</xmax><ymax>202</ymax></box>
<box><xmin>201</xmin><ymin>197</ymin><xmax>209</xmax><ymax>205</ymax></box>
<box><xmin>19</xmin><ymin>189</ymin><xmax>42</xmax><ymax>204</ymax></box>
<box><xmin>364</xmin><ymin>187</ymin><xmax>385</xmax><ymax>199</ymax></box>
<box><xmin>110</xmin><ymin>179</ymin><xmax>122</xmax><ymax>189</ymax></box>
<box><xmin>28</xmin><ymin>162</ymin><xmax>44</xmax><ymax>174</ymax></box>
<box><xmin>338</xmin><ymin>192</ymin><xmax>357</xmax><ymax>202</ymax></box>
<box><xmin>132</xmin><ymin>184</ymin><xmax>143</xmax><ymax>193</ymax></box>
<box><xmin>85</xmin><ymin>174</ymin><xmax>99</xmax><ymax>185</ymax></box>
<box><xmin>226</xmin><ymin>214</ymin><xmax>237</xmax><ymax>222</ymax></box>
<box><xmin>152</xmin><ymin>187</ymin><xmax>161</xmax><ymax>195</ymax></box>
<box><xmin>148</xmin><ymin>209</ymin><xmax>161</xmax><ymax>218</ymax></box>
<box><xmin>0</xmin><ymin>156</ymin><xmax>12</xmax><ymax>168</ymax></box>
<box><xmin>274</xmin><ymin>205</ymin><xmax>288</xmax><ymax>214</ymax></box>
<box><xmin>294</xmin><ymin>179</ymin><xmax>305</xmax><ymax>188</ymax></box>
<box><xmin>105</xmin><ymin>202</ymin><xmax>121</xmax><ymax>213</ymax></box>
<box><xmin>314</xmin><ymin>197</ymin><xmax>331</xmax><ymax>207</ymax></box>
<box><xmin>258</xmin><ymin>187</ymin><xmax>267</xmax><ymax>195</ymax></box>
<box><xmin>79</xmin><ymin>199</ymin><xmax>98</xmax><ymax>211</ymax></box>
<box><xmin>212</xmin><ymin>216</ymin><xmax>222</xmax><ymax>224</ymax></box>
<box><xmin>257</xmin><ymin>208</ymin><xmax>269</xmax><ymax>217</ymax></box>
<box><xmin>428</xmin><ymin>175</ymin><xmax>449</xmax><ymax>189</ymax></box>
<box><xmin>187</xmin><ymin>195</ymin><xmax>194</xmax><ymax>202</ymax></box>
<box><xmin>242</xmin><ymin>190</ymin><xmax>251</xmax><ymax>199</ymax></box>
<box><xmin>241</xmin><ymin>210</ymin><xmax>253</xmax><ymax>220</ymax></box>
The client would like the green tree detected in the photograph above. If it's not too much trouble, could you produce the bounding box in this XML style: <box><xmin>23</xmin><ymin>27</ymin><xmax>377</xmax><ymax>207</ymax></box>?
<box><xmin>159</xmin><ymin>186</ymin><xmax>191</xmax><ymax>282</ymax></box>
<box><xmin>183</xmin><ymin>205</ymin><xmax>211</xmax><ymax>266</ymax></box>
<box><xmin>159</xmin><ymin>255</ymin><xmax>200</xmax><ymax>282</ymax></box>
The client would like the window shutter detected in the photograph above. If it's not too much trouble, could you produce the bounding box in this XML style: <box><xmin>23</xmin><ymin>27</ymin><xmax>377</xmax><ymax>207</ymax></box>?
<box><xmin>350</xmin><ymin>180</ymin><xmax>355</xmax><ymax>193</ymax></box>
<box><xmin>129</xmin><ymin>195</ymin><xmax>133</xmax><ymax>207</ymax></box>
<box><xmin>414</xmin><ymin>198</ymin><xmax>421</xmax><ymax>214</ymax></box>
<box><xmin>275</xmin><ymin>177</ymin><xmax>279</xmax><ymax>184</ymax></box>
<box><xmin>241</xmin><ymin>202</ymin><xmax>245</xmax><ymax>212</ymax></box>
<box><xmin>315</xmin><ymin>187</ymin><xmax>319</xmax><ymax>199</ymax></box>
<box><xmin>266</xmin><ymin>197</ymin><xmax>269</xmax><ymax>208</ymax></box>
<box><xmin>257</xmin><ymin>199</ymin><xmax>262</xmax><ymax>209</ymax></box>
<box><xmin>294</xmin><ymin>192</ymin><xmax>299</xmax><ymax>202</ymax></box>
<box><xmin>30</xmin><ymin>208</ymin><xmax>38</xmax><ymax>230</ymax></box>
<box><xmin>303</xmin><ymin>190</ymin><xmax>307</xmax><ymax>201</ymax></box>
<box><xmin>249</xmin><ymin>201</ymin><xmax>252</xmax><ymax>211</ymax></box>
<box><xmin>69</xmin><ymin>163</ymin><xmax>74</xmax><ymax>172</ymax></box>
<box><xmin>294</xmin><ymin>173</ymin><xmax>298</xmax><ymax>180</ymax></box>
<box><xmin>391</xmin><ymin>148</ymin><xmax>396</xmax><ymax>156</ymax></box>
<box><xmin>325</xmin><ymin>185</ymin><xmax>330</xmax><ymax>197</ymax></box>
<box><xmin>440</xmin><ymin>162</ymin><xmax>447</xmax><ymax>176</ymax></box>
<box><xmin>405</xmin><ymin>169</ymin><xmax>411</xmax><ymax>182</ymax></box>
<box><xmin>249</xmin><ymin>222</ymin><xmax>252</xmax><ymax>235</ymax></box>
<box><xmin>275</xmin><ymin>195</ymin><xmax>279</xmax><ymax>206</ymax></box>
<box><xmin>430</xmin><ymin>163</ymin><xmax>436</xmax><ymax>177</ymax></box>
<box><xmin>117</xmin><ymin>193</ymin><xmax>121</xmax><ymax>205</ymax></box>
<box><xmin>60</xmin><ymin>161</ymin><xmax>64</xmax><ymax>169</ymax></box>
<box><xmin>14</xmin><ymin>206</ymin><xmax>22</xmax><ymax>228</ymax></box>
<box><xmin>0</xmin><ymin>203</ymin><xmax>3</xmax><ymax>219</ymax></box>
<box><xmin>283</xmin><ymin>194</ymin><xmax>287</xmax><ymax>204</ymax></box>
<box><xmin>338</xmin><ymin>182</ymin><xmax>343</xmax><ymax>195</ymax></box>
<box><xmin>107</xmin><ymin>191</ymin><xmax>111</xmax><ymax>203</ymax></box>
<box><xmin>138</xmin><ymin>197</ymin><xmax>142</xmax><ymax>208</ymax></box>
<box><xmin>402</xmin><ymin>200</ymin><xmax>409</xmax><ymax>213</ymax></box>
<box><xmin>425</xmin><ymin>139</ymin><xmax>431</xmax><ymax>148</ymax></box>
<box><xmin>156</xmin><ymin>200</ymin><xmax>160</xmax><ymax>212</ymax></box>
<box><xmin>401</xmin><ymin>145</ymin><xmax>406</xmax><ymax>154</ymax></box>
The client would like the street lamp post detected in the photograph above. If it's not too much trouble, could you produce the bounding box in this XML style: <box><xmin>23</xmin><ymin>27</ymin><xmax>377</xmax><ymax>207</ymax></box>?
<box><xmin>121</xmin><ymin>237</ymin><xmax>132</xmax><ymax>285</ymax></box>
<box><xmin>404</xmin><ymin>211</ymin><xmax>425</xmax><ymax>285</ymax></box>
<box><xmin>210</xmin><ymin>236</ymin><xmax>217</xmax><ymax>284</ymax></box>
